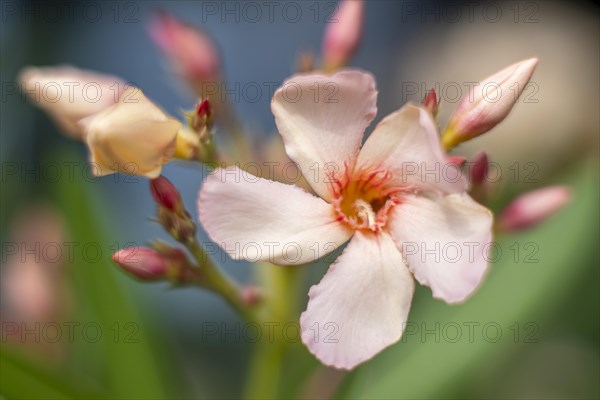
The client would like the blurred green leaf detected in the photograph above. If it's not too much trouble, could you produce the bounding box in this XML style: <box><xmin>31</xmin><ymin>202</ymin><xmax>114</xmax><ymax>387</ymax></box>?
<box><xmin>339</xmin><ymin>163</ymin><xmax>599</xmax><ymax>399</ymax></box>
<box><xmin>47</xmin><ymin>149</ymin><xmax>174</xmax><ymax>398</ymax></box>
<box><xmin>0</xmin><ymin>349</ymin><xmax>101</xmax><ymax>399</ymax></box>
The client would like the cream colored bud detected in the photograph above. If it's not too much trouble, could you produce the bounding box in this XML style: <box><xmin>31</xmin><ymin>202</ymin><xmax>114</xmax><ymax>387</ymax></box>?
<box><xmin>80</xmin><ymin>87</ymin><xmax>181</xmax><ymax>178</ymax></box>
<box><xmin>19</xmin><ymin>65</ymin><xmax>125</xmax><ymax>138</ymax></box>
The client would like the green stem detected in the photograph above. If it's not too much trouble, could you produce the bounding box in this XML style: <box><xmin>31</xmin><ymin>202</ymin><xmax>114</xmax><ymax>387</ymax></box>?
<box><xmin>186</xmin><ymin>239</ymin><xmax>263</xmax><ymax>325</ymax></box>
<box><xmin>243</xmin><ymin>264</ymin><xmax>303</xmax><ymax>399</ymax></box>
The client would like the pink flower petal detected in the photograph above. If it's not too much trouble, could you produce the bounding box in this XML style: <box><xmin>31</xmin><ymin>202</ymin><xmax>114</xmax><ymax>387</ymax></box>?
<box><xmin>387</xmin><ymin>193</ymin><xmax>493</xmax><ymax>304</ymax></box>
<box><xmin>198</xmin><ymin>167</ymin><xmax>352</xmax><ymax>265</ymax></box>
<box><xmin>271</xmin><ymin>70</ymin><xmax>377</xmax><ymax>201</ymax></box>
<box><xmin>300</xmin><ymin>231</ymin><xmax>414</xmax><ymax>370</ymax></box>
<box><xmin>357</xmin><ymin>103</ymin><xmax>468</xmax><ymax>194</ymax></box>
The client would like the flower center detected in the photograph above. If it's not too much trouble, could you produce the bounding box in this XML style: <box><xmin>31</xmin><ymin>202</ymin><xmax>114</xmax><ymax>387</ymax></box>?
<box><xmin>331</xmin><ymin>164</ymin><xmax>405</xmax><ymax>232</ymax></box>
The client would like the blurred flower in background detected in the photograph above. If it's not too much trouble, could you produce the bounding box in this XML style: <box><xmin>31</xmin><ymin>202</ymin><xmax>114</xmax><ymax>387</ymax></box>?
<box><xmin>1</xmin><ymin>204</ymin><xmax>72</xmax><ymax>362</ymax></box>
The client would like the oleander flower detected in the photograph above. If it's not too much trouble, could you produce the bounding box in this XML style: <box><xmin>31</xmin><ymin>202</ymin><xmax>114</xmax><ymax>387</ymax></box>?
<box><xmin>198</xmin><ymin>70</ymin><xmax>493</xmax><ymax>369</ymax></box>
<box><xmin>79</xmin><ymin>87</ymin><xmax>181</xmax><ymax>178</ymax></box>
<box><xmin>19</xmin><ymin>65</ymin><xmax>125</xmax><ymax>138</ymax></box>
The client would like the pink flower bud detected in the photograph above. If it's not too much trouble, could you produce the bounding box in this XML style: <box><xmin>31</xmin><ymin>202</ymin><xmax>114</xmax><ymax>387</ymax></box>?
<box><xmin>422</xmin><ymin>89</ymin><xmax>439</xmax><ymax>116</ymax></box>
<box><xmin>149</xmin><ymin>11</ymin><xmax>219</xmax><ymax>86</ymax></box>
<box><xmin>112</xmin><ymin>247</ymin><xmax>168</xmax><ymax>281</ymax></box>
<box><xmin>499</xmin><ymin>186</ymin><xmax>570</xmax><ymax>231</ymax></box>
<box><xmin>322</xmin><ymin>0</ymin><xmax>364</xmax><ymax>71</ymax></box>
<box><xmin>443</xmin><ymin>58</ymin><xmax>538</xmax><ymax>149</ymax></box>
<box><xmin>150</xmin><ymin>176</ymin><xmax>183</xmax><ymax>212</ymax></box>
<box><xmin>469</xmin><ymin>152</ymin><xmax>489</xmax><ymax>185</ymax></box>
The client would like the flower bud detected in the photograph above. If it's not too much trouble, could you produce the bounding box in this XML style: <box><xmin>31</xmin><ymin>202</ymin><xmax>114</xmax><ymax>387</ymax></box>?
<box><xmin>80</xmin><ymin>87</ymin><xmax>181</xmax><ymax>178</ymax></box>
<box><xmin>150</xmin><ymin>241</ymin><xmax>201</xmax><ymax>284</ymax></box>
<box><xmin>192</xmin><ymin>99</ymin><xmax>214</xmax><ymax>135</ymax></box>
<box><xmin>149</xmin><ymin>177</ymin><xmax>197</xmax><ymax>243</ymax></box>
<box><xmin>469</xmin><ymin>152</ymin><xmax>489</xmax><ymax>185</ymax></box>
<box><xmin>158</xmin><ymin>208</ymin><xmax>197</xmax><ymax>244</ymax></box>
<box><xmin>178</xmin><ymin>99</ymin><xmax>217</xmax><ymax>162</ymax></box>
<box><xmin>322</xmin><ymin>0</ymin><xmax>364</xmax><ymax>71</ymax></box>
<box><xmin>18</xmin><ymin>65</ymin><xmax>125</xmax><ymax>138</ymax></box>
<box><xmin>150</xmin><ymin>176</ymin><xmax>183</xmax><ymax>212</ymax></box>
<box><xmin>467</xmin><ymin>152</ymin><xmax>490</xmax><ymax>204</ymax></box>
<box><xmin>149</xmin><ymin>11</ymin><xmax>220</xmax><ymax>90</ymax></box>
<box><xmin>113</xmin><ymin>247</ymin><xmax>169</xmax><ymax>281</ymax></box>
<box><xmin>422</xmin><ymin>89</ymin><xmax>439</xmax><ymax>117</ymax></box>
<box><xmin>442</xmin><ymin>58</ymin><xmax>538</xmax><ymax>149</ymax></box>
<box><xmin>196</xmin><ymin>99</ymin><xmax>212</xmax><ymax>120</ymax></box>
<box><xmin>499</xmin><ymin>186</ymin><xmax>570</xmax><ymax>231</ymax></box>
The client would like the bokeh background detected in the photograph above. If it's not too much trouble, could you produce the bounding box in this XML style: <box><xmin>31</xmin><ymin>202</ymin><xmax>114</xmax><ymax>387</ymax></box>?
<box><xmin>1</xmin><ymin>0</ymin><xmax>598</xmax><ymax>398</ymax></box>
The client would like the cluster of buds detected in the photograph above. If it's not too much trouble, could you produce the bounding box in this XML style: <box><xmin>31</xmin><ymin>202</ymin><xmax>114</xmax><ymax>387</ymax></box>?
<box><xmin>450</xmin><ymin>150</ymin><xmax>569</xmax><ymax>229</ymax></box>
<box><xmin>417</xmin><ymin>60</ymin><xmax>570</xmax><ymax>230</ymax></box>
<box><xmin>150</xmin><ymin>176</ymin><xmax>196</xmax><ymax>244</ymax></box>
<box><xmin>113</xmin><ymin>176</ymin><xmax>210</xmax><ymax>285</ymax></box>
<box><xmin>113</xmin><ymin>176</ymin><xmax>204</xmax><ymax>283</ymax></box>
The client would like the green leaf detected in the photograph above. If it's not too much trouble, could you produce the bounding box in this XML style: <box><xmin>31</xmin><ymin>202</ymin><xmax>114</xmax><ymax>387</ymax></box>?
<box><xmin>0</xmin><ymin>349</ymin><xmax>101</xmax><ymax>399</ymax></box>
<box><xmin>46</xmin><ymin>148</ymin><xmax>175</xmax><ymax>398</ymax></box>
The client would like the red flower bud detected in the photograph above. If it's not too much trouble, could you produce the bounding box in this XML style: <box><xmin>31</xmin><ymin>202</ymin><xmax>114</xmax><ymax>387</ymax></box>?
<box><xmin>150</xmin><ymin>176</ymin><xmax>182</xmax><ymax>212</ymax></box>
<box><xmin>196</xmin><ymin>99</ymin><xmax>212</xmax><ymax>119</ymax></box>
<box><xmin>469</xmin><ymin>152</ymin><xmax>489</xmax><ymax>185</ymax></box>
